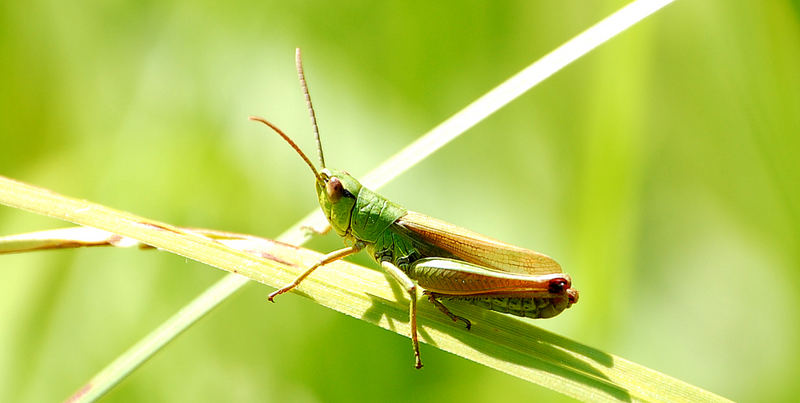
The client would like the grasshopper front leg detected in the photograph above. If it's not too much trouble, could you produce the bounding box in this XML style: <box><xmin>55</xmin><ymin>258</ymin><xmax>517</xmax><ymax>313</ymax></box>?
<box><xmin>268</xmin><ymin>242</ymin><xmax>364</xmax><ymax>302</ymax></box>
<box><xmin>380</xmin><ymin>260</ymin><xmax>423</xmax><ymax>369</ymax></box>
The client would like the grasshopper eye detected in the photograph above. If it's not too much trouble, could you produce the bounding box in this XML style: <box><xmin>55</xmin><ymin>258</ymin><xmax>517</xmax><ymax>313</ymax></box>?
<box><xmin>325</xmin><ymin>176</ymin><xmax>356</xmax><ymax>202</ymax></box>
<box><xmin>326</xmin><ymin>177</ymin><xmax>344</xmax><ymax>202</ymax></box>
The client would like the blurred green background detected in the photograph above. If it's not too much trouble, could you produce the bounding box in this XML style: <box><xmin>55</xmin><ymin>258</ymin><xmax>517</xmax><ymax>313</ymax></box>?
<box><xmin>1</xmin><ymin>0</ymin><xmax>798</xmax><ymax>401</ymax></box>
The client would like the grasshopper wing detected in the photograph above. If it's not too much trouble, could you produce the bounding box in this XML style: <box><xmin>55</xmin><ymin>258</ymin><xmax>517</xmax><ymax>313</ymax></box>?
<box><xmin>395</xmin><ymin>211</ymin><xmax>562</xmax><ymax>275</ymax></box>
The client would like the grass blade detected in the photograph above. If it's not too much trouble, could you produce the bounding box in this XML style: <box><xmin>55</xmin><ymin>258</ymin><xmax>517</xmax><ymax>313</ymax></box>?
<box><xmin>0</xmin><ymin>180</ymin><xmax>730</xmax><ymax>402</ymax></box>
<box><xmin>361</xmin><ymin>0</ymin><xmax>676</xmax><ymax>189</ymax></box>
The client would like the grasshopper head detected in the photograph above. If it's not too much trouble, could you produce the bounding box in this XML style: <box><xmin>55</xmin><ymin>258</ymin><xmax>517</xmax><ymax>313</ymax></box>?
<box><xmin>316</xmin><ymin>168</ymin><xmax>362</xmax><ymax>236</ymax></box>
<box><xmin>249</xmin><ymin>117</ymin><xmax>362</xmax><ymax>237</ymax></box>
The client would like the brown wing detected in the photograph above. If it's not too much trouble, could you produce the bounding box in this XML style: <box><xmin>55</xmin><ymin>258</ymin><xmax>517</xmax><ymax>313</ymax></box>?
<box><xmin>395</xmin><ymin>211</ymin><xmax>562</xmax><ymax>275</ymax></box>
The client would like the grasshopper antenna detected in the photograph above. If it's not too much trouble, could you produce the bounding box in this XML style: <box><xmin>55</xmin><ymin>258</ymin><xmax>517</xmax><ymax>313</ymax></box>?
<box><xmin>295</xmin><ymin>48</ymin><xmax>326</xmax><ymax>169</ymax></box>
<box><xmin>249</xmin><ymin>116</ymin><xmax>324</xmax><ymax>184</ymax></box>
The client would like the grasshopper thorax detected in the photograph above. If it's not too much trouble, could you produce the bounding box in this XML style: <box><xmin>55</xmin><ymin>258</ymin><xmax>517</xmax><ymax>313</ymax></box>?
<box><xmin>316</xmin><ymin>168</ymin><xmax>363</xmax><ymax>237</ymax></box>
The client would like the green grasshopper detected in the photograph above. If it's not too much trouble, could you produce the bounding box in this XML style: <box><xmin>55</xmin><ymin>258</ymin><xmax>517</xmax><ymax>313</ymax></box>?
<box><xmin>252</xmin><ymin>49</ymin><xmax>578</xmax><ymax>369</ymax></box>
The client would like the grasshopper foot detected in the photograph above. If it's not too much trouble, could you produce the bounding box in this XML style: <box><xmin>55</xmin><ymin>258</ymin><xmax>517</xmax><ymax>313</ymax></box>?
<box><xmin>453</xmin><ymin>315</ymin><xmax>471</xmax><ymax>330</ymax></box>
<box><xmin>268</xmin><ymin>286</ymin><xmax>292</xmax><ymax>302</ymax></box>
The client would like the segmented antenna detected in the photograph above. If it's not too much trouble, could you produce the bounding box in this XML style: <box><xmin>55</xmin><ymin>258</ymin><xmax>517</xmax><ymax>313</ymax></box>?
<box><xmin>295</xmin><ymin>48</ymin><xmax>326</xmax><ymax>169</ymax></box>
<box><xmin>249</xmin><ymin>116</ymin><xmax>323</xmax><ymax>184</ymax></box>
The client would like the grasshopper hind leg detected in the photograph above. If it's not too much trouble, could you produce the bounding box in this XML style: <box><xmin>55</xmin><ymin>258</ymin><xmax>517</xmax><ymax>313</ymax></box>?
<box><xmin>425</xmin><ymin>292</ymin><xmax>472</xmax><ymax>330</ymax></box>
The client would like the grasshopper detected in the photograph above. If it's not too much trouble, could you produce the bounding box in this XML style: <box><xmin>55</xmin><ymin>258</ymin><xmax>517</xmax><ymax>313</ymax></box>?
<box><xmin>252</xmin><ymin>49</ymin><xmax>578</xmax><ymax>369</ymax></box>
